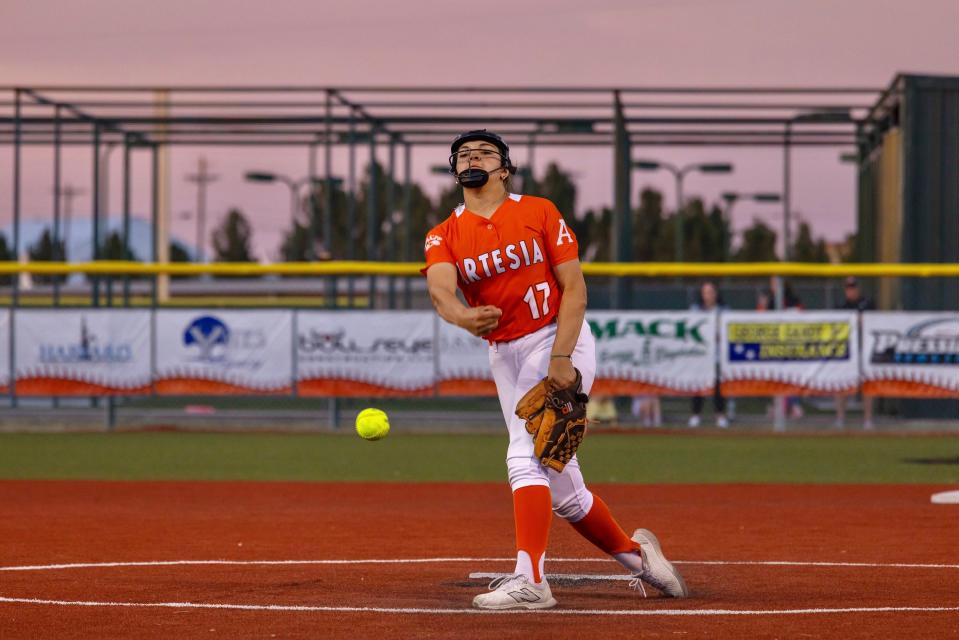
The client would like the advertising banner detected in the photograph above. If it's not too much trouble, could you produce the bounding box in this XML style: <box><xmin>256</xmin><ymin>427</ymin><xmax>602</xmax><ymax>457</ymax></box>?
<box><xmin>14</xmin><ymin>309</ymin><xmax>152</xmax><ymax>395</ymax></box>
<box><xmin>0</xmin><ymin>309</ymin><xmax>10</xmax><ymax>393</ymax></box>
<box><xmin>589</xmin><ymin>311</ymin><xmax>718</xmax><ymax>396</ymax></box>
<box><xmin>155</xmin><ymin>310</ymin><xmax>293</xmax><ymax>395</ymax></box>
<box><xmin>297</xmin><ymin>311</ymin><xmax>435</xmax><ymax>396</ymax></box>
<box><xmin>861</xmin><ymin>312</ymin><xmax>959</xmax><ymax>397</ymax></box>
<box><xmin>720</xmin><ymin>311</ymin><xmax>859</xmax><ymax>396</ymax></box>
<box><xmin>436</xmin><ymin>318</ymin><xmax>496</xmax><ymax>396</ymax></box>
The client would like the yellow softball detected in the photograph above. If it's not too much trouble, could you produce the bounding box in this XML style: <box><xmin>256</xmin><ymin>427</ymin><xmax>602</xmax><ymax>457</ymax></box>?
<box><xmin>355</xmin><ymin>408</ymin><xmax>390</xmax><ymax>441</ymax></box>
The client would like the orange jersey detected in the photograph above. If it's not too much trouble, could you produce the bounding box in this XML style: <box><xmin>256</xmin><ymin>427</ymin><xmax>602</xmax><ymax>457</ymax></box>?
<box><xmin>422</xmin><ymin>194</ymin><xmax>579</xmax><ymax>343</ymax></box>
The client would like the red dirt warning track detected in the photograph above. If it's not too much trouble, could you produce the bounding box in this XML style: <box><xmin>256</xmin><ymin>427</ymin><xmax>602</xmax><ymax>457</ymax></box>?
<box><xmin>0</xmin><ymin>481</ymin><xmax>957</xmax><ymax>639</ymax></box>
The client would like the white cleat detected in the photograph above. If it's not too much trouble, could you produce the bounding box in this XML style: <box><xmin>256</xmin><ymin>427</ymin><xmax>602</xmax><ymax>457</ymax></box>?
<box><xmin>687</xmin><ymin>415</ymin><xmax>701</xmax><ymax>428</ymax></box>
<box><xmin>716</xmin><ymin>415</ymin><xmax>730</xmax><ymax>429</ymax></box>
<box><xmin>472</xmin><ymin>574</ymin><xmax>557</xmax><ymax>610</ymax></box>
<box><xmin>630</xmin><ymin>528</ymin><xmax>689</xmax><ymax>598</ymax></box>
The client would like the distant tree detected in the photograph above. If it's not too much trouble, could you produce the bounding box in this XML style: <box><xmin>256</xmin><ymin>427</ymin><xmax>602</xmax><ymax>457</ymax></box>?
<box><xmin>28</xmin><ymin>228</ymin><xmax>68</xmax><ymax>284</ymax></box>
<box><xmin>633</xmin><ymin>188</ymin><xmax>667</xmax><ymax>262</ymax></box>
<box><xmin>212</xmin><ymin>208</ymin><xmax>255</xmax><ymax>262</ymax></box>
<box><xmin>98</xmin><ymin>230</ymin><xmax>137</xmax><ymax>261</ymax></box>
<box><xmin>536</xmin><ymin>163</ymin><xmax>576</xmax><ymax>219</ymax></box>
<box><xmin>581</xmin><ymin>207</ymin><xmax>612</xmax><ymax>262</ymax></box>
<box><xmin>0</xmin><ymin>233</ymin><xmax>13</xmax><ymax>285</ymax></box>
<box><xmin>352</xmin><ymin>161</ymin><xmax>436</xmax><ymax>262</ymax></box>
<box><xmin>734</xmin><ymin>219</ymin><xmax>779</xmax><ymax>262</ymax></box>
<box><xmin>169</xmin><ymin>240</ymin><xmax>192</xmax><ymax>279</ymax></box>
<box><xmin>434</xmin><ymin>182</ymin><xmax>463</xmax><ymax>225</ymax></box>
<box><xmin>791</xmin><ymin>221</ymin><xmax>830</xmax><ymax>263</ymax></box>
<box><xmin>279</xmin><ymin>221</ymin><xmax>311</xmax><ymax>262</ymax></box>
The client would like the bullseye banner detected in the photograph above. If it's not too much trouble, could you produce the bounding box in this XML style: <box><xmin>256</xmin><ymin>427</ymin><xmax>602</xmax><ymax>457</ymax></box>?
<box><xmin>297</xmin><ymin>311</ymin><xmax>434</xmax><ymax>396</ymax></box>
<box><xmin>861</xmin><ymin>312</ymin><xmax>959</xmax><ymax>397</ymax></box>
<box><xmin>588</xmin><ymin>311</ymin><xmax>718</xmax><ymax>396</ymax></box>
<box><xmin>13</xmin><ymin>309</ymin><xmax>152</xmax><ymax>395</ymax></box>
<box><xmin>720</xmin><ymin>311</ymin><xmax>859</xmax><ymax>396</ymax></box>
<box><xmin>435</xmin><ymin>318</ymin><xmax>496</xmax><ymax>396</ymax></box>
<box><xmin>154</xmin><ymin>310</ymin><xmax>293</xmax><ymax>395</ymax></box>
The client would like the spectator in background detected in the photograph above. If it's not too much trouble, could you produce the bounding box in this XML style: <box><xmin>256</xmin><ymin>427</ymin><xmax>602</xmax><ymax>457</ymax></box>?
<box><xmin>688</xmin><ymin>281</ymin><xmax>728</xmax><ymax>428</ymax></box>
<box><xmin>836</xmin><ymin>276</ymin><xmax>876</xmax><ymax>429</ymax></box>
<box><xmin>758</xmin><ymin>278</ymin><xmax>804</xmax><ymax>419</ymax></box>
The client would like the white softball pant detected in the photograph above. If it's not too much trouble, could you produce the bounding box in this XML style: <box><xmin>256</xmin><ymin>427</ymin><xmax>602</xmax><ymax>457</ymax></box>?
<box><xmin>488</xmin><ymin>319</ymin><xmax>597</xmax><ymax>523</ymax></box>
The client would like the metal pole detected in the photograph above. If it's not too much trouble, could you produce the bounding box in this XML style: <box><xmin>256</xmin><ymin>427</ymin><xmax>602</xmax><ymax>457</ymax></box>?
<box><xmin>10</xmin><ymin>89</ymin><xmax>21</xmax><ymax>406</ymax></box>
<box><xmin>307</xmin><ymin>142</ymin><xmax>317</xmax><ymax>262</ymax></box>
<box><xmin>122</xmin><ymin>134</ymin><xmax>132</xmax><ymax>306</ymax></box>
<box><xmin>367</xmin><ymin>127</ymin><xmax>378</xmax><ymax>309</ymax></box>
<box><xmin>91</xmin><ymin>122</ymin><xmax>101</xmax><ymax>307</ymax></box>
<box><xmin>612</xmin><ymin>90</ymin><xmax>632</xmax><ymax>309</ymax></box>
<box><xmin>386</xmin><ymin>135</ymin><xmax>396</xmax><ymax>309</ymax></box>
<box><xmin>675</xmin><ymin>168</ymin><xmax>685</xmax><ymax>263</ymax></box>
<box><xmin>403</xmin><ymin>142</ymin><xmax>413</xmax><ymax>309</ymax></box>
<box><xmin>52</xmin><ymin>103</ymin><xmax>62</xmax><ymax>305</ymax></box>
<box><xmin>150</xmin><ymin>144</ymin><xmax>159</xmax><ymax>307</ymax></box>
<box><xmin>347</xmin><ymin>110</ymin><xmax>356</xmax><ymax>306</ymax></box>
<box><xmin>324</xmin><ymin>90</ymin><xmax>336</xmax><ymax>307</ymax></box>
<box><xmin>772</xmin><ymin>273</ymin><xmax>786</xmax><ymax>432</ymax></box>
<box><xmin>783</xmin><ymin>122</ymin><xmax>792</xmax><ymax>261</ymax></box>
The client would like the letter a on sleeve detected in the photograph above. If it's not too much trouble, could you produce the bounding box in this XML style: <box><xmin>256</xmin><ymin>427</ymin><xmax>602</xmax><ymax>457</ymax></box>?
<box><xmin>544</xmin><ymin>201</ymin><xmax>579</xmax><ymax>266</ymax></box>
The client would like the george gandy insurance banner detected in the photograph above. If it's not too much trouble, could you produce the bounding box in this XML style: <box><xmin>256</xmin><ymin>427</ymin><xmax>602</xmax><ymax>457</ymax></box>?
<box><xmin>14</xmin><ymin>309</ymin><xmax>152</xmax><ymax>395</ymax></box>
<box><xmin>436</xmin><ymin>317</ymin><xmax>497</xmax><ymax>396</ymax></box>
<box><xmin>297</xmin><ymin>311</ymin><xmax>434</xmax><ymax>396</ymax></box>
<box><xmin>0</xmin><ymin>310</ymin><xmax>10</xmax><ymax>393</ymax></box>
<box><xmin>154</xmin><ymin>310</ymin><xmax>293</xmax><ymax>395</ymax></box>
<box><xmin>720</xmin><ymin>311</ymin><xmax>859</xmax><ymax>396</ymax></box>
<box><xmin>861</xmin><ymin>312</ymin><xmax>959</xmax><ymax>397</ymax></box>
<box><xmin>588</xmin><ymin>311</ymin><xmax>718</xmax><ymax>396</ymax></box>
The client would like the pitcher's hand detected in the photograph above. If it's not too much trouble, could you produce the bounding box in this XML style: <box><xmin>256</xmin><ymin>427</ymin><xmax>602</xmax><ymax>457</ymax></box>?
<box><xmin>460</xmin><ymin>305</ymin><xmax>502</xmax><ymax>337</ymax></box>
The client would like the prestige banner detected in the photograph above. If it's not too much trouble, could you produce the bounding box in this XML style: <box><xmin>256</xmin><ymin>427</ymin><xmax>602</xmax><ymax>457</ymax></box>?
<box><xmin>589</xmin><ymin>311</ymin><xmax>718</xmax><ymax>396</ymax></box>
<box><xmin>154</xmin><ymin>310</ymin><xmax>293</xmax><ymax>395</ymax></box>
<box><xmin>861</xmin><ymin>312</ymin><xmax>959</xmax><ymax>397</ymax></box>
<box><xmin>720</xmin><ymin>311</ymin><xmax>859</xmax><ymax>396</ymax></box>
<box><xmin>297</xmin><ymin>311</ymin><xmax>434</xmax><ymax>396</ymax></box>
<box><xmin>14</xmin><ymin>309</ymin><xmax>152</xmax><ymax>395</ymax></box>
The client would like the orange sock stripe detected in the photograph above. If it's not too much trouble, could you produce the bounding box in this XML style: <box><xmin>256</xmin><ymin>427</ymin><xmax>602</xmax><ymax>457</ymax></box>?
<box><xmin>570</xmin><ymin>494</ymin><xmax>637</xmax><ymax>555</ymax></box>
<box><xmin>513</xmin><ymin>485</ymin><xmax>552</xmax><ymax>583</ymax></box>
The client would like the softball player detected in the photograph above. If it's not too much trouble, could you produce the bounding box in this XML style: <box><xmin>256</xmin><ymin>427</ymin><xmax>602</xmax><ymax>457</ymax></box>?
<box><xmin>423</xmin><ymin>130</ymin><xmax>689</xmax><ymax>610</ymax></box>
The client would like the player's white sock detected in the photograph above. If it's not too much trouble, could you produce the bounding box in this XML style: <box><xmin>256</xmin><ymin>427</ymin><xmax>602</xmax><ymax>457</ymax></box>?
<box><xmin>514</xmin><ymin>550</ymin><xmax>546</xmax><ymax>587</ymax></box>
<box><xmin>613</xmin><ymin>550</ymin><xmax>644</xmax><ymax>574</ymax></box>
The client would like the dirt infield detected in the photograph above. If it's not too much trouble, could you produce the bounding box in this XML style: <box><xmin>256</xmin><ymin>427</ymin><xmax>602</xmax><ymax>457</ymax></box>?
<box><xmin>0</xmin><ymin>481</ymin><xmax>957</xmax><ymax>639</ymax></box>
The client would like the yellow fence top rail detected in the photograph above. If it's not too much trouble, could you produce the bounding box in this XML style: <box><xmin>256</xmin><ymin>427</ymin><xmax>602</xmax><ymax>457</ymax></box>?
<box><xmin>1</xmin><ymin>261</ymin><xmax>958</xmax><ymax>278</ymax></box>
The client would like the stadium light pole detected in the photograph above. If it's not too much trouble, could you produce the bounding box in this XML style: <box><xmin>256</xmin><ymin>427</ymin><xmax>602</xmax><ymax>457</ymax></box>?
<box><xmin>633</xmin><ymin>160</ymin><xmax>734</xmax><ymax>262</ymax></box>
<box><xmin>721</xmin><ymin>191</ymin><xmax>781</xmax><ymax>261</ymax></box>
<box><xmin>245</xmin><ymin>171</ymin><xmax>329</xmax><ymax>258</ymax></box>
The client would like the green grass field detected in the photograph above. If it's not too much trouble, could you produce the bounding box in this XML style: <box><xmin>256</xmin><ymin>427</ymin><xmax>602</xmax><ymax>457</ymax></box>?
<box><xmin>1</xmin><ymin>432</ymin><xmax>958</xmax><ymax>483</ymax></box>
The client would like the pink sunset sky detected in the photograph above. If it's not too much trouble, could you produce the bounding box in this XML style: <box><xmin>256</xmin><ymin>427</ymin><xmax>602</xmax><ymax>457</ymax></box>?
<box><xmin>2</xmin><ymin>0</ymin><xmax>958</xmax><ymax>261</ymax></box>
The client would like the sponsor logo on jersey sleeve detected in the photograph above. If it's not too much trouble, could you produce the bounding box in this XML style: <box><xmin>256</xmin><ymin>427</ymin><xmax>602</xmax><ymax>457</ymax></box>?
<box><xmin>425</xmin><ymin>234</ymin><xmax>443</xmax><ymax>252</ymax></box>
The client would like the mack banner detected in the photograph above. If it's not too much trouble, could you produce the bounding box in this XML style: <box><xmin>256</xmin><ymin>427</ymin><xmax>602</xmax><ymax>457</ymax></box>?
<box><xmin>297</xmin><ymin>311</ymin><xmax>435</xmax><ymax>396</ymax></box>
<box><xmin>154</xmin><ymin>310</ymin><xmax>293</xmax><ymax>395</ymax></box>
<box><xmin>588</xmin><ymin>311</ymin><xmax>718</xmax><ymax>396</ymax></box>
<box><xmin>720</xmin><ymin>311</ymin><xmax>860</xmax><ymax>396</ymax></box>
<box><xmin>861</xmin><ymin>312</ymin><xmax>959</xmax><ymax>397</ymax></box>
<box><xmin>13</xmin><ymin>309</ymin><xmax>152</xmax><ymax>395</ymax></box>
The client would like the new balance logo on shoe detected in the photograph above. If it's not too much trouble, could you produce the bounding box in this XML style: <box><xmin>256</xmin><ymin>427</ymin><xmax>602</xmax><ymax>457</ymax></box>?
<box><xmin>508</xmin><ymin>588</ymin><xmax>543</xmax><ymax>603</ymax></box>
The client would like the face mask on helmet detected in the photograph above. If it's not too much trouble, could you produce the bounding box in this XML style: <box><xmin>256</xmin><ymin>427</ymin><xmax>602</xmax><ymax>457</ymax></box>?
<box><xmin>448</xmin><ymin>129</ymin><xmax>517</xmax><ymax>189</ymax></box>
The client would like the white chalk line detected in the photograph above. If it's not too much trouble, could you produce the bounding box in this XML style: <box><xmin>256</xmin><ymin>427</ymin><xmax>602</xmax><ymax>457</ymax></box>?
<box><xmin>2</xmin><ymin>558</ymin><xmax>959</xmax><ymax>572</ymax></box>
<box><xmin>1</xmin><ymin>596</ymin><xmax>957</xmax><ymax>617</ymax></box>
